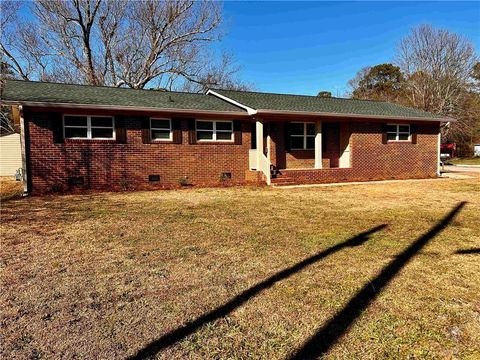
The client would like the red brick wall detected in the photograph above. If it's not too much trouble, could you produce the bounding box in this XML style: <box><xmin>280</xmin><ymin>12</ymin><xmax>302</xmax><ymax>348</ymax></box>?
<box><xmin>273</xmin><ymin>120</ymin><xmax>439</xmax><ymax>184</ymax></box>
<box><xmin>271</xmin><ymin>122</ymin><xmax>340</xmax><ymax>169</ymax></box>
<box><xmin>25</xmin><ymin>109</ymin><xmax>254</xmax><ymax>194</ymax></box>
<box><xmin>25</xmin><ymin>108</ymin><xmax>440</xmax><ymax>193</ymax></box>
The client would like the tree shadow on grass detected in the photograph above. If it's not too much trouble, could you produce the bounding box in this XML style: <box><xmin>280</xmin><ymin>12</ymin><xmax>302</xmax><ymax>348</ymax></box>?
<box><xmin>455</xmin><ymin>248</ymin><xmax>480</xmax><ymax>254</ymax></box>
<box><xmin>288</xmin><ymin>201</ymin><xmax>467</xmax><ymax>360</ymax></box>
<box><xmin>128</xmin><ymin>224</ymin><xmax>388</xmax><ymax>359</ymax></box>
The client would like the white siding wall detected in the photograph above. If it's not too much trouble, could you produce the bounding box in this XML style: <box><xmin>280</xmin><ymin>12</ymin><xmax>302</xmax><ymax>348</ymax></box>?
<box><xmin>0</xmin><ymin>133</ymin><xmax>22</xmax><ymax>177</ymax></box>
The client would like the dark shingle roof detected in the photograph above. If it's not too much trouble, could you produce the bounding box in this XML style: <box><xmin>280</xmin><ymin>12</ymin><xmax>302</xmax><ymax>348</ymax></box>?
<box><xmin>210</xmin><ymin>89</ymin><xmax>449</xmax><ymax>121</ymax></box>
<box><xmin>1</xmin><ymin>80</ymin><xmax>245</xmax><ymax>113</ymax></box>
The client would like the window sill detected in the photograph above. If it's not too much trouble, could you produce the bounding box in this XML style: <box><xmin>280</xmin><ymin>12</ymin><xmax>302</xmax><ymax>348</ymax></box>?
<box><xmin>386</xmin><ymin>141</ymin><xmax>412</xmax><ymax>143</ymax></box>
<box><xmin>64</xmin><ymin>138</ymin><xmax>117</xmax><ymax>143</ymax></box>
<box><xmin>196</xmin><ymin>141</ymin><xmax>236</xmax><ymax>145</ymax></box>
<box><xmin>149</xmin><ymin>140</ymin><xmax>175</xmax><ymax>144</ymax></box>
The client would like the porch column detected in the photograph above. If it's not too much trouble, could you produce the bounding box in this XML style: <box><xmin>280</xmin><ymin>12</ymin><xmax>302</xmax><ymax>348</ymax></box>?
<box><xmin>314</xmin><ymin>120</ymin><xmax>323</xmax><ymax>169</ymax></box>
<box><xmin>256</xmin><ymin>119</ymin><xmax>264</xmax><ymax>169</ymax></box>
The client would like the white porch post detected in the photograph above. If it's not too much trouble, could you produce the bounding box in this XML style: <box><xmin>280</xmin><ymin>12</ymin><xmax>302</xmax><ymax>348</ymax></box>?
<box><xmin>256</xmin><ymin>119</ymin><xmax>264</xmax><ymax>169</ymax></box>
<box><xmin>314</xmin><ymin>120</ymin><xmax>323</xmax><ymax>169</ymax></box>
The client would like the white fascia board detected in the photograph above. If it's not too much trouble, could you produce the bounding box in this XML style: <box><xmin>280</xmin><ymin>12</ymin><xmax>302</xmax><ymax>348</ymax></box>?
<box><xmin>206</xmin><ymin>90</ymin><xmax>257</xmax><ymax>115</ymax></box>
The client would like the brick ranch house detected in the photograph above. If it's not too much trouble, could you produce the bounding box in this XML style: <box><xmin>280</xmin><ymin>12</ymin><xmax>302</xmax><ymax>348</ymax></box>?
<box><xmin>2</xmin><ymin>80</ymin><xmax>451</xmax><ymax>195</ymax></box>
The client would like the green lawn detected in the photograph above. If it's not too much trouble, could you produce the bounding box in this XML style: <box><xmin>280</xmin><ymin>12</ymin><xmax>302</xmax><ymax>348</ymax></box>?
<box><xmin>1</xmin><ymin>176</ymin><xmax>479</xmax><ymax>359</ymax></box>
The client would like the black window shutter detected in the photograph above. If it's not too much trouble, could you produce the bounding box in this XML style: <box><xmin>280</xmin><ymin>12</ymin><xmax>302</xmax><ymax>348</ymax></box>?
<box><xmin>284</xmin><ymin>122</ymin><xmax>291</xmax><ymax>151</ymax></box>
<box><xmin>381</xmin><ymin>123</ymin><xmax>388</xmax><ymax>144</ymax></box>
<box><xmin>411</xmin><ymin>124</ymin><xmax>417</xmax><ymax>144</ymax></box>
<box><xmin>188</xmin><ymin>118</ymin><xmax>196</xmax><ymax>144</ymax></box>
<box><xmin>115</xmin><ymin>116</ymin><xmax>127</xmax><ymax>144</ymax></box>
<box><xmin>233</xmin><ymin>120</ymin><xmax>242</xmax><ymax>145</ymax></box>
<box><xmin>141</xmin><ymin>117</ymin><xmax>151</xmax><ymax>144</ymax></box>
<box><xmin>52</xmin><ymin>112</ymin><xmax>64</xmax><ymax>144</ymax></box>
<box><xmin>172</xmin><ymin>118</ymin><xmax>182</xmax><ymax>144</ymax></box>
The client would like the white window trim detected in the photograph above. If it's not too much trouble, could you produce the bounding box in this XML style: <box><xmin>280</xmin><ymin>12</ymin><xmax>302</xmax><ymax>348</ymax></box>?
<box><xmin>290</xmin><ymin>122</ymin><xmax>315</xmax><ymax>150</ymax></box>
<box><xmin>196</xmin><ymin>120</ymin><xmax>234</xmax><ymax>142</ymax></box>
<box><xmin>63</xmin><ymin>115</ymin><xmax>115</xmax><ymax>140</ymax></box>
<box><xmin>387</xmin><ymin>123</ymin><xmax>411</xmax><ymax>142</ymax></box>
<box><xmin>150</xmin><ymin>118</ymin><xmax>172</xmax><ymax>141</ymax></box>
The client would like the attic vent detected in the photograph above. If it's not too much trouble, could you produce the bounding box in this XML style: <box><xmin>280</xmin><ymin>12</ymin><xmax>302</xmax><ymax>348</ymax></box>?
<box><xmin>149</xmin><ymin>174</ymin><xmax>160</xmax><ymax>182</ymax></box>
<box><xmin>220</xmin><ymin>172</ymin><xmax>232</xmax><ymax>181</ymax></box>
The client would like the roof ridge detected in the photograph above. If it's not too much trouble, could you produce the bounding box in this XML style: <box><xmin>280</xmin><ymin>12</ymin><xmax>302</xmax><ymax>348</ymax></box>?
<box><xmin>4</xmin><ymin>79</ymin><xmax>205</xmax><ymax>96</ymax></box>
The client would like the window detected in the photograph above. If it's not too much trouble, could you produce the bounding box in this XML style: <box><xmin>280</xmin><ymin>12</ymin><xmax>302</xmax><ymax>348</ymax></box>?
<box><xmin>196</xmin><ymin>120</ymin><xmax>233</xmax><ymax>142</ymax></box>
<box><xmin>64</xmin><ymin>115</ymin><xmax>114</xmax><ymax>139</ymax></box>
<box><xmin>290</xmin><ymin>122</ymin><xmax>315</xmax><ymax>150</ymax></box>
<box><xmin>150</xmin><ymin>118</ymin><xmax>172</xmax><ymax>141</ymax></box>
<box><xmin>386</xmin><ymin>124</ymin><xmax>411</xmax><ymax>141</ymax></box>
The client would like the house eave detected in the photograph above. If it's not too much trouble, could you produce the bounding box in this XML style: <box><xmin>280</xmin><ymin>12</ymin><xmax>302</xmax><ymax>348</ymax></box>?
<box><xmin>256</xmin><ymin>109</ymin><xmax>453</xmax><ymax>122</ymax></box>
<box><xmin>2</xmin><ymin>100</ymin><xmax>250</xmax><ymax>117</ymax></box>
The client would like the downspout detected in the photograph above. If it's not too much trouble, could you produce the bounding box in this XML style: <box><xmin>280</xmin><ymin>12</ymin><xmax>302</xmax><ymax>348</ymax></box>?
<box><xmin>18</xmin><ymin>105</ymin><xmax>29</xmax><ymax>195</ymax></box>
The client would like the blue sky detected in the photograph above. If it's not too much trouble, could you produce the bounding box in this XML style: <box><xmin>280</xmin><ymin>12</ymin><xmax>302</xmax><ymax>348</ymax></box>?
<box><xmin>218</xmin><ymin>1</ymin><xmax>480</xmax><ymax>96</ymax></box>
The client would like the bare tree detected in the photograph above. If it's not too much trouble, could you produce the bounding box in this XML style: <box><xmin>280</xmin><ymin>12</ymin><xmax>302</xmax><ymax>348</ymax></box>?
<box><xmin>396</xmin><ymin>24</ymin><xmax>477</xmax><ymax>115</ymax></box>
<box><xmin>1</xmin><ymin>0</ymin><xmax>248</xmax><ymax>91</ymax></box>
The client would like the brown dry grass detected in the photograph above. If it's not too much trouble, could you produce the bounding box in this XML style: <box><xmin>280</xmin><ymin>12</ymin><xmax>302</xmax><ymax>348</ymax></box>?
<box><xmin>0</xmin><ymin>177</ymin><xmax>23</xmax><ymax>202</ymax></box>
<box><xmin>1</xmin><ymin>176</ymin><xmax>479</xmax><ymax>359</ymax></box>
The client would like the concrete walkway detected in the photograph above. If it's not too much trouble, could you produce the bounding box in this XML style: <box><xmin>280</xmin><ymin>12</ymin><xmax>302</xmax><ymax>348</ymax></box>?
<box><xmin>443</xmin><ymin>165</ymin><xmax>480</xmax><ymax>173</ymax></box>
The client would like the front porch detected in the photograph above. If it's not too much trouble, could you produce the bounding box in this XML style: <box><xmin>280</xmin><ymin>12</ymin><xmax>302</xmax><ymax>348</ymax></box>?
<box><xmin>248</xmin><ymin>119</ymin><xmax>352</xmax><ymax>185</ymax></box>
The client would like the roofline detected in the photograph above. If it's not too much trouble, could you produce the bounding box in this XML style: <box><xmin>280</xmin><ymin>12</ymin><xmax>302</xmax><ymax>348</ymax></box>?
<box><xmin>206</xmin><ymin>90</ymin><xmax>257</xmax><ymax>115</ymax></box>
<box><xmin>206</xmin><ymin>89</ymin><xmax>451</xmax><ymax>122</ymax></box>
<box><xmin>256</xmin><ymin>109</ymin><xmax>452</xmax><ymax>122</ymax></box>
<box><xmin>3</xmin><ymin>100</ymin><xmax>453</xmax><ymax>122</ymax></box>
<box><xmin>2</xmin><ymin>100</ymin><xmax>250</xmax><ymax>116</ymax></box>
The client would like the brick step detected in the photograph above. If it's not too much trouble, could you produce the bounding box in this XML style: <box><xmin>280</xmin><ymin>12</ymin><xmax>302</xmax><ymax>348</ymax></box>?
<box><xmin>271</xmin><ymin>177</ymin><xmax>297</xmax><ymax>185</ymax></box>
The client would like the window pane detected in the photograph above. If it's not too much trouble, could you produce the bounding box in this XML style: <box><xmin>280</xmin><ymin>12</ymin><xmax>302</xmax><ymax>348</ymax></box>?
<box><xmin>91</xmin><ymin>117</ymin><xmax>113</xmax><ymax>127</ymax></box>
<box><xmin>398</xmin><ymin>133</ymin><xmax>410</xmax><ymax>141</ymax></box>
<box><xmin>306</xmin><ymin>123</ymin><xmax>316</xmax><ymax>135</ymax></box>
<box><xmin>196</xmin><ymin>121</ymin><xmax>213</xmax><ymax>130</ymax></box>
<box><xmin>64</xmin><ymin>116</ymin><xmax>87</xmax><ymax>127</ymax></box>
<box><xmin>151</xmin><ymin>119</ymin><xmax>170</xmax><ymax>129</ymax></box>
<box><xmin>386</xmin><ymin>125</ymin><xmax>397</xmax><ymax>133</ymax></box>
<box><xmin>91</xmin><ymin>128</ymin><xmax>113</xmax><ymax>138</ymax></box>
<box><xmin>387</xmin><ymin>133</ymin><xmax>397</xmax><ymax>141</ymax></box>
<box><xmin>290</xmin><ymin>123</ymin><xmax>304</xmax><ymax>135</ymax></box>
<box><xmin>306</xmin><ymin>136</ymin><xmax>315</xmax><ymax>149</ymax></box>
<box><xmin>398</xmin><ymin>125</ymin><xmax>410</xmax><ymax>133</ymax></box>
<box><xmin>197</xmin><ymin>131</ymin><xmax>213</xmax><ymax>140</ymax></box>
<box><xmin>152</xmin><ymin>130</ymin><xmax>171</xmax><ymax>140</ymax></box>
<box><xmin>290</xmin><ymin>136</ymin><xmax>304</xmax><ymax>149</ymax></box>
<box><xmin>216</xmin><ymin>131</ymin><xmax>232</xmax><ymax>140</ymax></box>
<box><xmin>216</xmin><ymin>121</ymin><xmax>232</xmax><ymax>131</ymax></box>
<box><xmin>65</xmin><ymin>127</ymin><xmax>88</xmax><ymax>138</ymax></box>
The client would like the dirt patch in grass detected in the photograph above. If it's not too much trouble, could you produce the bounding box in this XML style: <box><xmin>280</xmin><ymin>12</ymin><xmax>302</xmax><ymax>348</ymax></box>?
<box><xmin>1</xmin><ymin>178</ymin><xmax>479</xmax><ymax>359</ymax></box>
